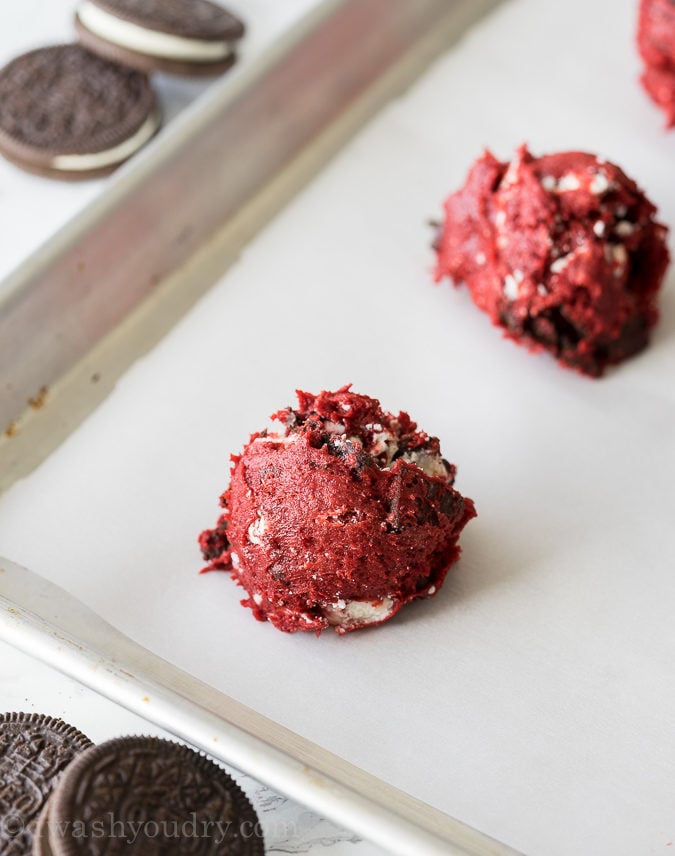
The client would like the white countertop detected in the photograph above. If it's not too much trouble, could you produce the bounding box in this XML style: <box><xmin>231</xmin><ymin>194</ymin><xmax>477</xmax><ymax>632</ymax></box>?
<box><xmin>0</xmin><ymin>0</ymin><xmax>320</xmax><ymax>288</ymax></box>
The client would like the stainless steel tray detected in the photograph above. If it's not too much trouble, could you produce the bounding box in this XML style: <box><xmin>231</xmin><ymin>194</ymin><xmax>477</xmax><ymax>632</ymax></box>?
<box><xmin>3</xmin><ymin>1</ymin><xmax>675</xmax><ymax>854</ymax></box>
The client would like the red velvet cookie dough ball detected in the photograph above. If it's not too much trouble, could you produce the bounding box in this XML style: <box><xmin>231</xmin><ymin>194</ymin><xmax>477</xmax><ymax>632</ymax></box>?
<box><xmin>638</xmin><ymin>0</ymin><xmax>675</xmax><ymax>126</ymax></box>
<box><xmin>199</xmin><ymin>387</ymin><xmax>476</xmax><ymax>635</ymax></box>
<box><xmin>433</xmin><ymin>146</ymin><xmax>669</xmax><ymax>376</ymax></box>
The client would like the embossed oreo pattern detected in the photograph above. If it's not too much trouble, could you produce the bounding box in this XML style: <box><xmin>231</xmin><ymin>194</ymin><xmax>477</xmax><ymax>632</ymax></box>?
<box><xmin>0</xmin><ymin>713</ymin><xmax>92</xmax><ymax>856</ymax></box>
<box><xmin>0</xmin><ymin>45</ymin><xmax>154</xmax><ymax>156</ymax></box>
<box><xmin>93</xmin><ymin>0</ymin><xmax>245</xmax><ymax>40</ymax></box>
<box><xmin>50</xmin><ymin>737</ymin><xmax>264</xmax><ymax>855</ymax></box>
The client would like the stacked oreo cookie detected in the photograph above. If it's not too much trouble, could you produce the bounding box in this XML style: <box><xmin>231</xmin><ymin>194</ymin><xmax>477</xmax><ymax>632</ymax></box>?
<box><xmin>0</xmin><ymin>713</ymin><xmax>264</xmax><ymax>855</ymax></box>
<box><xmin>75</xmin><ymin>0</ymin><xmax>244</xmax><ymax>77</ymax></box>
<box><xmin>0</xmin><ymin>0</ymin><xmax>245</xmax><ymax>179</ymax></box>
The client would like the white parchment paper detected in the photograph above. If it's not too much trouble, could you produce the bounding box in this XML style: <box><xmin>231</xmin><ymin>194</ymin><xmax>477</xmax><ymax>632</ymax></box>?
<box><xmin>2</xmin><ymin>1</ymin><xmax>675</xmax><ymax>854</ymax></box>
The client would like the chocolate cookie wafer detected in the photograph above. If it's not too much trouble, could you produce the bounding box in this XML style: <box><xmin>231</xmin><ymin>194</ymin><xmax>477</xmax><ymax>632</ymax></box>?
<box><xmin>38</xmin><ymin>736</ymin><xmax>264</xmax><ymax>855</ymax></box>
<box><xmin>0</xmin><ymin>712</ymin><xmax>92</xmax><ymax>855</ymax></box>
<box><xmin>0</xmin><ymin>44</ymin><xmax>159</xmax><ymax>179</ymax></box>
<box><xmin>75</xmin><ymin>0</ymin><xmax>245</xmax><ymax>76</ymax></box>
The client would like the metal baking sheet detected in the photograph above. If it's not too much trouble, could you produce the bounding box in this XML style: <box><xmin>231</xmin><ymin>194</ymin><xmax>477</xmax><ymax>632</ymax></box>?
<box><xmin>2</xmin><ymin>0</ymin><xmax>675</xmax><ymax>854</ymax></box>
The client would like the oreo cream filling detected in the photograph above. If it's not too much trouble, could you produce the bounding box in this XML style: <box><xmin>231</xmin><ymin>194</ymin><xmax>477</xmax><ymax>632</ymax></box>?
<box><xmin>77</xmin><ymin>1</ymin><xmax>234</xmax><ymax>62</ymax></box>
<box><xmin>50</xmin><ymin>110</ymin><xmax>160</xmax><ymax>171</ymax></box>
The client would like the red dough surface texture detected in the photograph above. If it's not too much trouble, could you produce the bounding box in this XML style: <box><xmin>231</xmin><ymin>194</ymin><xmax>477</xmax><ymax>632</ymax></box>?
<box><xmin>638</xmin><ymin>0</ymin><xmax>675</xmax><ymax>126</ymax></box>
<box><xmin>434</xmin><ymin>146</ymin><xmax>669</xmax><ymax>376</ymax></box>
<box><xmin>199</xmin><ymin>388</ymin><xmax>476</xmax><ymax>635</ymax></box>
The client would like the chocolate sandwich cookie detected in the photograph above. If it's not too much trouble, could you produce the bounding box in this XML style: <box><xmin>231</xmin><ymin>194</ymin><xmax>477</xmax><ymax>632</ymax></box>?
<box><xmin>0</xmin><ymin>44</ymin><xmax>159</xmax><ymax>180</ymax></box>
<box><xmin>0</xmin><ymin>712</ymin><xmax>93</xmax><ymax>855</ymax></box>
<box><xmin>75</xmin><ymin>0</ymin><xmax>245</xmax><ymax>77</ymax></box>
<box><xmin>39</xmin><ymin>736</ymin><xmax>264</xmax><ymax>855</ymax></box>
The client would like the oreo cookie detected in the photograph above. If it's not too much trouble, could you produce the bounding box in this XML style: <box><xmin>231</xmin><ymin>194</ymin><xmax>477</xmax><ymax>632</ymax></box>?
<box><xmin>36</xmin><ymin>736</ymin><xmax>265</xmax><ymax>855</ymax></box>
<box><xmin>0</xmin><ymin>712</ymin><xmax>93</xmax><ymax>855</ymax></box>
<box><xmin>0</xmin><ymin>44</ymin><xmax>159</xmax><ymax>179</ymax></box>
<box><xmin>75</xmin><ymin>0</ymin><xmax>245</xmax><ymax>77</ymax></box>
